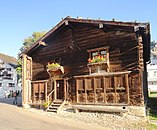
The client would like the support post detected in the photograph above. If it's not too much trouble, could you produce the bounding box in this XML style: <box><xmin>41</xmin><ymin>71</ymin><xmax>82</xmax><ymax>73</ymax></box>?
<box><xmin>22</xmin><ymin>54</ymin><xmax>30</xmax><ymax>108</ymax></box>
<box><xmin>64</xmin><ymin>78</ymin><xmax>67</xmax><ymax>100</ymax></box>
<box><xmin>54</xmin><ymin>78</ymin><xmax>57</xmax><ymax>100</ymax></box>
<box><xmin>45</xmin><ymin>82</ymin><xmax>47</xmax><ymax>102</ymax></box>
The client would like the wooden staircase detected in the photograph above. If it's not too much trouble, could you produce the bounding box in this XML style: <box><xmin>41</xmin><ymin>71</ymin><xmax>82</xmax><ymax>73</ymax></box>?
<box><xmin>46</xmin><ymin>99</ymin><xmax>64</xmax><ymax>113</ymax></box>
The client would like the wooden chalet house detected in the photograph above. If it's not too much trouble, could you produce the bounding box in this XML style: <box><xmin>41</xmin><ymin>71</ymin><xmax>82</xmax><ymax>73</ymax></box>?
<box><xmin>22</xmin><ymin>17</ymin><xmax>150</xmax><ymax>116</ymax></box>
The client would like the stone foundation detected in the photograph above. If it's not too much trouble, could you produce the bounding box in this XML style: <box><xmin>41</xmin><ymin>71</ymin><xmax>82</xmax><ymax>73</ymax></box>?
<box><xmin>72</xmin><ymin>105</ymin><xmax>146</xmax><ymax>117</ymax></box>
<box><xmin>127</xmin><ymin>106</ymin><xmax>146</xmax><ymax>117</ymax></box>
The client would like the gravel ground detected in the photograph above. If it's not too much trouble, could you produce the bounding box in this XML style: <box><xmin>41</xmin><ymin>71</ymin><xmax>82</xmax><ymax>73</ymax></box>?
<box><xmin>22</xmin><ymin>105</ymin><xmax>149</xmax><ymax>130</ymax></box>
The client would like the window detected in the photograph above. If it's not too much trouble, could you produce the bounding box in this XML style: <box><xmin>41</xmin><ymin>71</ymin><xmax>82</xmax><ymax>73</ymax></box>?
<box><xmin>87</xmin><ymin>46</ymin><xmax>109</xmax><ymax>64</ymax></box>
<box><xmin>8</xmin><ymin>83</ymin><xmax>15</xmax><ymax>87</ymax></box>
<box><xmin>87</xmin><ymin>47</ymin><xmax>110</xmax><ymax>73</ymax></box>
<box><xmin>0</xmin><ymin>83</ymin><xmax>2</xmax><ymax>87</ymax></box>
<box><xmin>2</xmin><ymin>74</ymin><xmax>12</xmax><ymax>80</ymax></box>
<box><xmin>154</xmin><ymin>71</ymin><xmax>157</xmax><ymax>77</ymax></box>
<box><xmin>7</xmin><ymin>68</ymin><xmax>11</xmax><ymax>71</ymax></box>
<box><xmin>92</xmin><ymin>51</ymin><xmax>98</xmax><ymax>58</ymax></box>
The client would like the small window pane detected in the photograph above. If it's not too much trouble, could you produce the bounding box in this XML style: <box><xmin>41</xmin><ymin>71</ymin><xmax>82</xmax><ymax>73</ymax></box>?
<box><xmin>92</xmin><ymin>52</ymin><xmax>98</xmax><ymax>57</ymax></box>
<box><xmin>100</xmin><ymin>50</ymin><xmax>107</xmax><ymax>55</ymax></box>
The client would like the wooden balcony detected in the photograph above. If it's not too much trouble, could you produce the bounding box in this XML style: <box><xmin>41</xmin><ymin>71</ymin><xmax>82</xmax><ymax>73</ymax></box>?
<box><xmin>74</xmin><ymin>71</ymin><xmax>130</xmax><ymax>105</ymax></box>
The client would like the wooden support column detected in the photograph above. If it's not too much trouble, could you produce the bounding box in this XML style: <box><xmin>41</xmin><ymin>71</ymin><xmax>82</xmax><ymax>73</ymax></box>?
<box><xmin>84</xmin><ymin>78</ymin><xmax>87</xmax><ymax>104</ymax></box>
<box><xmin>76</xmin><ymin>79</ymin><xmax>79</xmax><ymax>103</ymax></box>
<box><xmin>32</xmin><ymin>83</ymin><xmax>35</xmax><ymax>103</ymax></box>
<box><xmin>114</xmin><ymin>76</ymin><xmax>117</xmax><ymax>103</ymax></box>
<box><xmin>45</xmin><ymin>82</ymin><xmax>47</xmax><ymax>102</ymax></box>
<box><xmin>54</xmin><ymin>78</ymin><xmax>57</xmax><ymax>100</ymax></box>
<box><xmin>103</xmin><ymin>77</ymin><xmax>107</xmax><ymax>103</ymax></box>
<box><xmin>125</xmin><ymin>74</ymin><xmax>129</xmax><ymax>104</ymax></box>
<box><xmin>22</xmin><ymin>54</ymin><xmax>30</xmax><ymax>108</ymax></box>
<box><xmin>64</xmin><ymin>78</ymin><xmax>67</xmax><ymax>100</ymax></box>
<box><xmin>93</xmin><ymin>77</ymin><xmax>96</xmax><ymax>103</ymax></box>
<box><xmin>39</xmin><ymin>83</ymin><xmax>41</xmax><ymax>103</ymax></box>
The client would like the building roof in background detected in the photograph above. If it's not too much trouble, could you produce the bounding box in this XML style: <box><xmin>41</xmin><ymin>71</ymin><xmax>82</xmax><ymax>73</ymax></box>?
<box><xmin>0</xmin><ymin>53</ymin><xmax>17</xmax><ymax>65</ymax></box>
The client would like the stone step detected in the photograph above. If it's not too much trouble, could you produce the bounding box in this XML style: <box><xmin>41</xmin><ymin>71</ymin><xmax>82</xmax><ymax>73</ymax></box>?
<box><xmin>48</xmin><ymin>105</ymin><xmax>59</xmax><ymax>109</ymax></box>
<box><xmin>47</xmin><ymin>108</ymin><xmax>57</xmax><ymax>112</ymax></box>
<box><xmin>46</xmin><ymin>100</ymin><xmax>63</xmax><ymax>113</ymax></box>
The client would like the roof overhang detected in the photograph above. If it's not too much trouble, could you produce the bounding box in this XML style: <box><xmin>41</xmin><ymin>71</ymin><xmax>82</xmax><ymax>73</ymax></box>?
<box><xmin>22</xmin><ymin>16</ymin><xmax>150</xmax><ymax>56</ymax></box>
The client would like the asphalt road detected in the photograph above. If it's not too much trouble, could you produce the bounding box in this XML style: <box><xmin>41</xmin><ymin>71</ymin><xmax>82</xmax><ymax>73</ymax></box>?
<box><xmin>0</xmin><ymin>102</ymin><xmax>111</xmax><ymax>130</ymax></box>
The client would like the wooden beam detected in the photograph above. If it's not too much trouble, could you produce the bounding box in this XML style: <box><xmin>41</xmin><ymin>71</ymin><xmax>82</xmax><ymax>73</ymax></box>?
<box><xmin>114</xmin><ymin>76</ymin><xmax>117</xmax><ymax>103</ymax></box>
<box><xmin>33</xmin><ymin>83</ymin><xmax>35</xmax><ymax>103</ymax></box>
<box><xmin>64</xmin><ymin>78</ymin><xmax>67</xmax><ymax>100</ymax></box>
<box><xmin>39</xmin><ymin>41</ymin><xmax>47</xmax><ymax>46</ymax></box>
<box><xmin>84</xmin><ymin>78</ymin><xmax>87</xmax><ymax>104</ymax></box>
<box><xmin>72</xmin><ymin>105</ymin><xmax>128</xmax><ymax>113</ymax></box>
<box><xmin>45</xmin><ymin>82</ymin><xmax>47</xmax><ymax>102</ymax></box>
<box><xmin>65</xmin><ymin>20</ymin><xmax>69</xmax><ymax>25</ymax></box>
<box><xmin>99</xmin><ymin>23</ymin><xmax>103</xmax><ymax>28</ymax></box>
<box><xmin>22</xmin><ymin>54</ymin><xmax>30</xmax><ymax>108</ymax></box>
<box><xmin>39</xmin><ymin>83</ymin><xmax>41</xmax><ymax>103</ymax></box>
<box><xmin>125</xmin><ymin>74</ymin><xmax>129</xmax><ymax>104</ymax></box>
<box><xmin>93</xmin><ymin>77</ymin><xmax>96</xmax><ymax>103</ymax></box>
<box><xmin>76</xmin><ymin>79</ymin><xmax>79</xmax><ymax>103</ymax></box>
<box><xmin>54</xmin><ymin>79</ymin><xmax>57</xmax><ymax>100</ymax></box>
<box><xmin>103</xmin><ymin>77</ymin><xmax>107</xmax><ymax>103</ymax></box>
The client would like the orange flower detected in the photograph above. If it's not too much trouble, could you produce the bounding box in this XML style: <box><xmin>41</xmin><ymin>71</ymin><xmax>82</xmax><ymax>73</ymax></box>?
<box><xmin>88</xmin><ymin>58</ymin><xmax>91</xmax><ymax>63</ymax></box>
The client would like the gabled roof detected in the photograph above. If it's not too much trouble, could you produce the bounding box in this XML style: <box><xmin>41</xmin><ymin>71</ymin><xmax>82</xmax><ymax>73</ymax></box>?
<box><xmin>0</xmin><ymin>53</ymin><xmax>17</xmax><ymax>65</ymax></box>
<box><xmin>23</xmin><ymin>16</ymin><xmax>150</xmax><ymax>55</ymax></box>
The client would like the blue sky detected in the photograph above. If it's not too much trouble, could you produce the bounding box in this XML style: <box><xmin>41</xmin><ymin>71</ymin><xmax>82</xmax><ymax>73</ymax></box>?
<box><xmin>0</xmin><ymin>0</ymin><xmax>156</xmax><ymax>58</ymax></box>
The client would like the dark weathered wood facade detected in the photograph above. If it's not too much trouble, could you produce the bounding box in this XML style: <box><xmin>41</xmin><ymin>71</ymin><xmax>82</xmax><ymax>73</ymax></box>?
<box><xmin>22</xmin><ymin>17</ymin><xmax>150</xmax><ymax>112</ymax></box>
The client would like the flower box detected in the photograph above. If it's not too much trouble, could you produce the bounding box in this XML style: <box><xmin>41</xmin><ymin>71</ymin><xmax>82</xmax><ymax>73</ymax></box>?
<box><xmin>47</xmin><ymin>62</ymin><xmax>64</xmax><ymax>77</ymax></box>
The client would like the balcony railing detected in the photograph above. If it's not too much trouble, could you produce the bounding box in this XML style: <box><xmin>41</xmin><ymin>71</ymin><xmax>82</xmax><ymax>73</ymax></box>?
<box><xmin>74</xmin><ymin>71</ymin><xmax>130</xmax><ymax>105</ymax></box>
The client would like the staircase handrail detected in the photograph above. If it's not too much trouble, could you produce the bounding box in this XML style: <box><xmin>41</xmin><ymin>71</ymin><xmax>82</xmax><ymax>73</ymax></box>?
<box><xmin>47</xmin><ymin>89</ymin><xmax>54</xmax><ymax>105</ymax></box>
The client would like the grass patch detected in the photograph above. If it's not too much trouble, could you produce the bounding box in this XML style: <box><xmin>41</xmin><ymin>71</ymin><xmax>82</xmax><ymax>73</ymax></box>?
<box><xmin>150</xmin><ymin>92</ymin><xmax>157</xmax><ymax>94</ymax></box>
<box><xmin>149</xmin><ymin>113</ymin><xmax>157</xmax><ymax>120</ymax></box>
<box><xmin>148</xmin><ymin>123</ymin><xmax>157</xmax><ymax>130</ymax></box>
<box><xmin>147</xmin><ymin>97</ymin><xmax>157</xmax><ymax>129</ymax></box>
<box><xmin>149</xmin><ymin>92</ymin><xmax>157</xmax><ymax>98</ymax></box>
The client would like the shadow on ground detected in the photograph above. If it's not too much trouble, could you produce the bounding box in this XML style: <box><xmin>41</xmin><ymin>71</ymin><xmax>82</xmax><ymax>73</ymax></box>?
<box><xmin>0</xmin><ymin>97</ymin><xmax>22</xmax><ymax>106</ymax></box>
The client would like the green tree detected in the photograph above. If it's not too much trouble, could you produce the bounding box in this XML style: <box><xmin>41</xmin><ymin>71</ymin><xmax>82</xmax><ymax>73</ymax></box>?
<box><xmin>20</xmin><ymin>31</ymin><xmax>46</xmax><ymax>52</ymax></box>
<box><xmin>17</xmin><ymin>31</ymin><xmax>46</xmax><ymax>78</ymax></box>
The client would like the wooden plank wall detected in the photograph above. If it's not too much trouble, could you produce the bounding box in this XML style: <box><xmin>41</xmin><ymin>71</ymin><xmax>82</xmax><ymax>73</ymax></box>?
<box><xmin>29</xmin><ymin>23</ymin><xmax>144</xmax><ymax>106</ymax></box>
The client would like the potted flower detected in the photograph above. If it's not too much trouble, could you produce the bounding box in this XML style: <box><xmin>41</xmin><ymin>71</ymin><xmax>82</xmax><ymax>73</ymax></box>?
<box><xmin>88</xmin><ymin>55</ymin><xmax>106</xmax><ymax>64</ymax></box>
<box><xmin>42</xmin><ymin>101</ymin><xmax>49</xmax><ymax>110</ymax></box>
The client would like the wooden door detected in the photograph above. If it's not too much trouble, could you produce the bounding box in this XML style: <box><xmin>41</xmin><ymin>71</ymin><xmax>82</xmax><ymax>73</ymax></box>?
<box><xmin>56</xmin><ymin>80</ymin><xmax>64</xmax><ymax>99</ymax></box>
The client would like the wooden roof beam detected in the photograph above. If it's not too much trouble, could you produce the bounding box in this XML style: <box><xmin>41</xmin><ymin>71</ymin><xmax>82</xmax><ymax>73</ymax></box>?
<box><xmin>65</xmin><ymin>20</ymin><xmax>69</xmax><ymax>25</ymax></box>
<box><xmin>99</xmin><ymin>23</ymin><xmax>103</xmax><ymax>28</ymax></box>
<box><xmin>39</xmin><ymin>41</ymin><xmax>47</xmax><ymax>46</ymax></box>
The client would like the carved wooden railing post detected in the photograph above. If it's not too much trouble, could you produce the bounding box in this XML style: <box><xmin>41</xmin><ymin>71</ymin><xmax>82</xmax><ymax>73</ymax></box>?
<box><xmin>47</xmin><ymin>90</ymin><xmax>54</xmax><ymax>105</ymax></box>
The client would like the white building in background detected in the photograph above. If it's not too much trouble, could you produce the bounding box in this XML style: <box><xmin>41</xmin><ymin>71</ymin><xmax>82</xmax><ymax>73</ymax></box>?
<box><xmin>147</xmin><ymin>64</ymin><xmax>157</xmax><ymax>92</ymax></box>
<box><xmin>147</xmin><ymin>43</ymin><xmax>157</xmax><ymax>92</ymax></box>
<box><xmin>150</xmin><ymin>47</ymin><xmax>157</xmax><ymax>65</ymax></box>
<box><xmin>0</xmin><ymin>53</ymin><xmax>21</xmax><ymax>98</ymax></box>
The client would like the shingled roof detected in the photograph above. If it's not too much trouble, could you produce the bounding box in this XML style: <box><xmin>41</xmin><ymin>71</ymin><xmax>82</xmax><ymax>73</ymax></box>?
<box><xmin>0</xmin><ymin>53</ymin><xmax>17</xmax><ymax>65</ymax></box>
